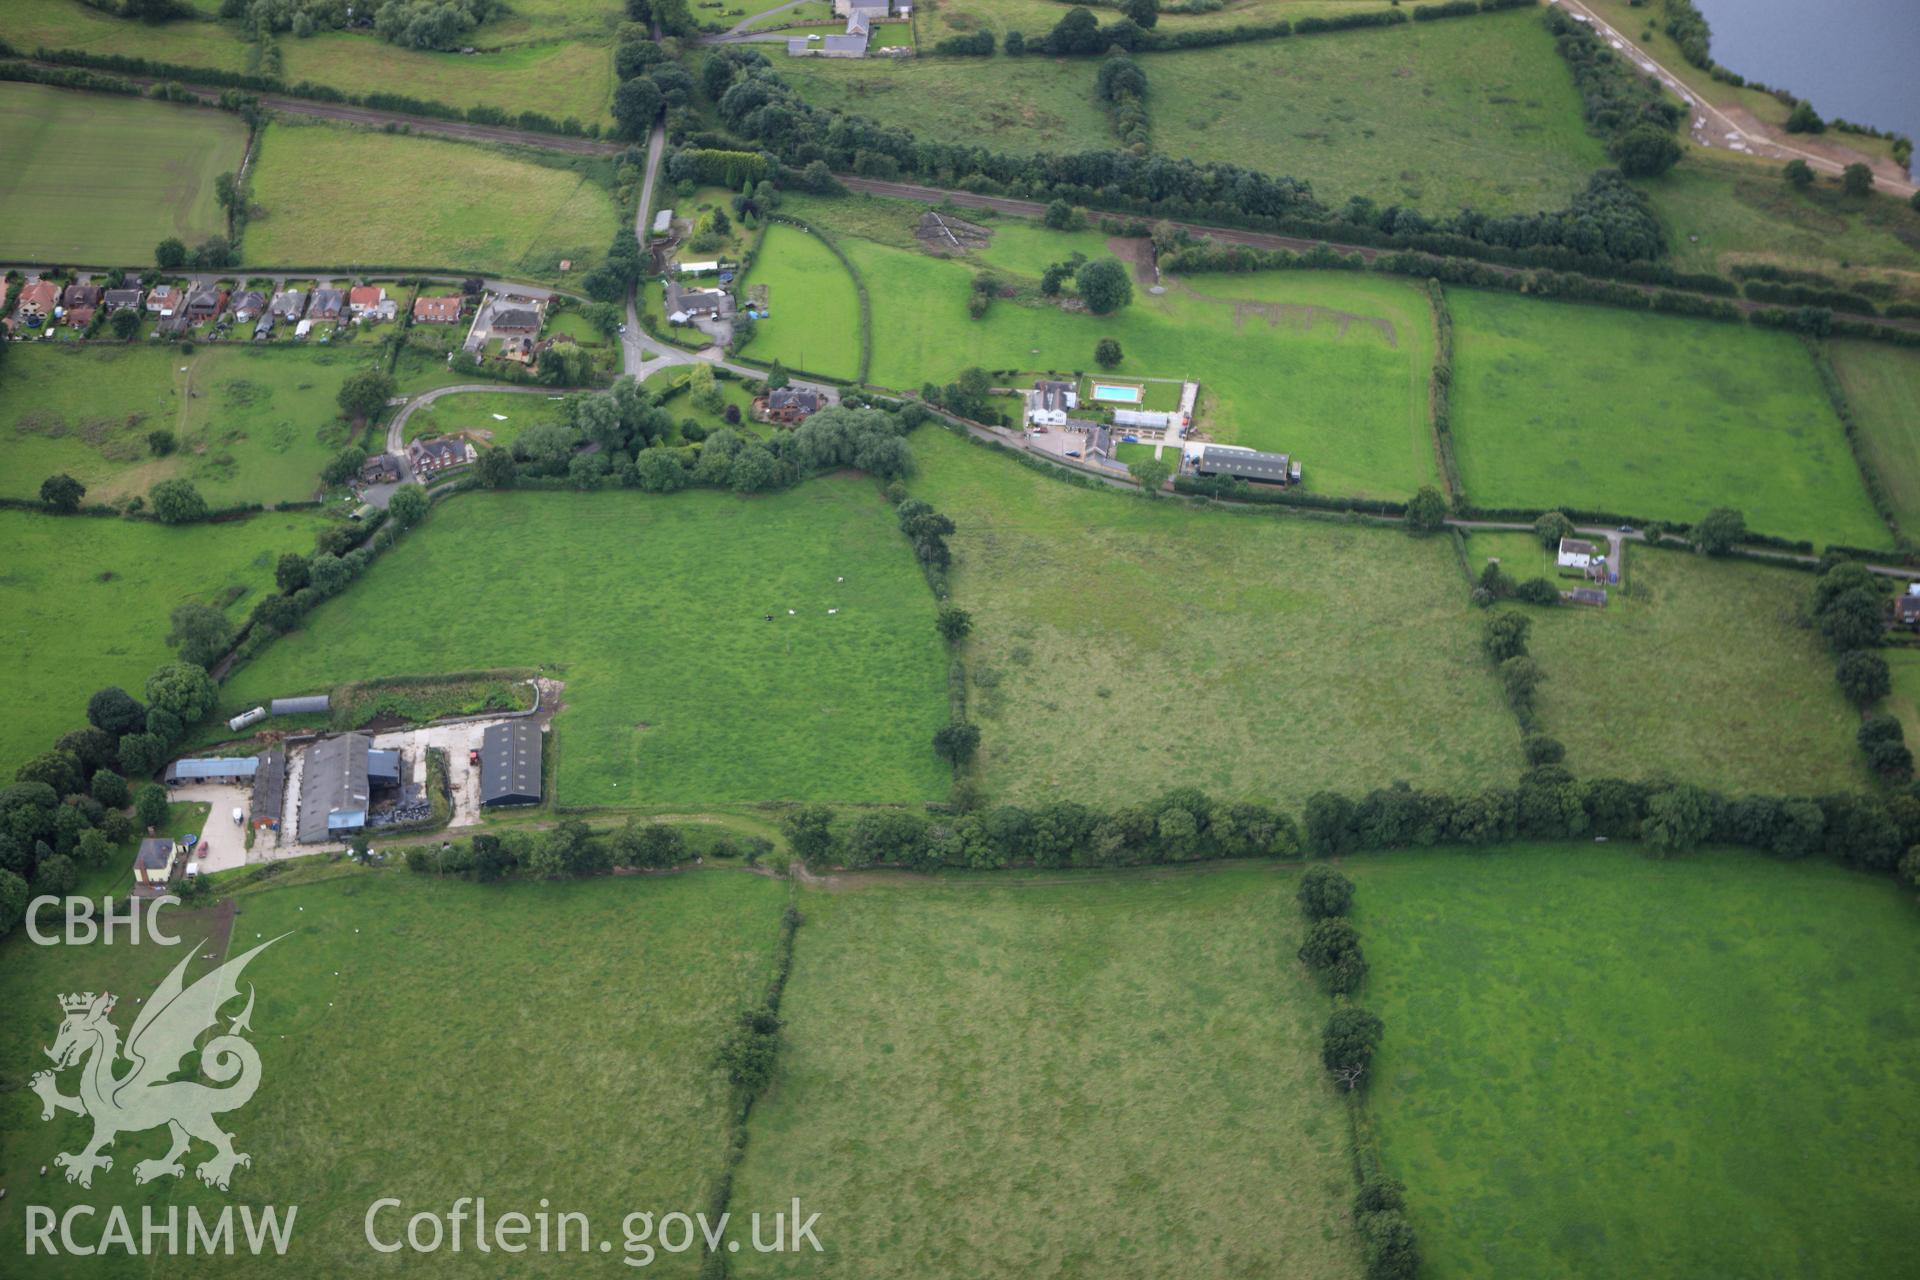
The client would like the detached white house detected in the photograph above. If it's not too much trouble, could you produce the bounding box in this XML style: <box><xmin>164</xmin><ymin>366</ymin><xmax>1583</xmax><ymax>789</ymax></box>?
<box><xmin>1025</xmin><ymin>380</ymin><xmax>1077</xmax><ymax>428</ymax></box>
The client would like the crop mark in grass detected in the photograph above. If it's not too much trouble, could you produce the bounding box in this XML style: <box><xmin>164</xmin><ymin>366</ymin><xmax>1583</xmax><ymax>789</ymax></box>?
<box><xmin>1225</xmin><ymin>299</ymin><xmax>1397</xmax><ymax>346</ymax></box>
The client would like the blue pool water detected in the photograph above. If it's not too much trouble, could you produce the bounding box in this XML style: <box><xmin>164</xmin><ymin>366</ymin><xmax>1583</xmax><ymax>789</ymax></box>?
<box><xmin>1092</xmin><ymin>384</ymin><xmax>1142</xmax><ymax>403</ymax></box>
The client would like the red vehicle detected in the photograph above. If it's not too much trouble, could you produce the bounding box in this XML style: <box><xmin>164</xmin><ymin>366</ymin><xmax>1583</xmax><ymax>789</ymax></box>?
<box><xmin>468</xmin><ymin>749</ymin><xmax>481</xmax><ymax>767</ymax></box>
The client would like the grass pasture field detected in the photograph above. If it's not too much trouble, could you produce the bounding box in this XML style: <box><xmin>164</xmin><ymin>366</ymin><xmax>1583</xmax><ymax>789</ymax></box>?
<box><xmin>1351</xmin><ymin>844</ymin><xmax>1920</xmax><ymax>1279</ymax></box>
<box><xmin>1447</xmin><ymin>288</ymin><xmax>1886</xmax><ymax>547</ymax></box>
<box><xmin>812</xmin><ymin>214</ymin><xmax>1435</xmax><ymax>496</ymax></box>
<box><xmin>0</xmin><ymin>868</ymin><xmax>791</xmax><ymax>1278</ymax></box>
<box><xmin>739</xmin><ymin>222</ymin><xmax>863</xmax><ymax>380</ymax></box>
<box><xmin>401</xmin><ymin>388</ymin><xmax>574</xmax><ymax>448</ymax></box>
<box><xmin>0</xmin><ymin>83</ymin><xmax>247</xmax><ymax>263</ymax></box>
<box><xmin>0</xmin><ymin>507</ymin><xmax>323</xmax><ymax>775</ymax></box>
<box><xmin>244</xmin><ymin>122</ymin><xmax>618</xmax><ymax>278</ymax></box>
<box><xmin>222</xmin><ymin>482</ymin><xmax>952</xmax><ymax>808</ymax></box>
<box><xmin>1828</xmin><ymin>339</ymin><xmax>1920</xmax><ymax>536</ymax></box>
<box><xmin>0</xmin><ymin>343</ymin><xmax>381</xmax><ymax>507</ymax></box>
<box><xmin>1463</xmin><ymin>532</ymin><xmax>1864</xmax><ymax>794</ymax></box>
<box><xmin>731</xmin><ymin>864</ymin><xmax>1361</xmax><ymax>1280</ymax></box>
<box><xmin>911</xmin><ymin>429</ymin><xmax>1520</xmax><ymax>807</ymax></box>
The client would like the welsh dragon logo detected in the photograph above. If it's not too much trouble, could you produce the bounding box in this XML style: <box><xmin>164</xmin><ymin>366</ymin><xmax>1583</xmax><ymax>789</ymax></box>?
<box><xmin>31</xmin><ymin>936</ymin><xmax>283</xmax><ymax>1191</ymax></box>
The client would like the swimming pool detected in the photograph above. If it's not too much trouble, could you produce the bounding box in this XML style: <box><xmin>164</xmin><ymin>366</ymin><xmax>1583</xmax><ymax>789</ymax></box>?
<box><xmin>1091</xmin><ymin>383</ymin><xmax>1142</xmax><ymax>403</ymax></box>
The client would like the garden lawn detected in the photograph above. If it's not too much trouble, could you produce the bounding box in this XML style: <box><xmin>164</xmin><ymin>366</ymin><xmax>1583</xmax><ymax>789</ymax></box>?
<box><xmin>1447</xmin><ymin>288</ymin><xmax>1885</xmax><ymax>546</ymax></box>
<box><xmin>1828</xmin><ymin>339</ymin><xmax>1920</xmax><ymax>537</ymax></box>
<box><xmin>912</xmin><ymin>429</ymin><xmax>1519</xmax><ymax>807</ymax></box>
<box><xmin>641</xmin><ymin>368</ymin><xmax>763</xmax><ymax>440</ymax></box>
<box><xmin>1148</xmin><ymin>9</ymin><xmax>1609</xmax><ymax>214</ymax></box>
<box><xmin>245</xmin><ymin>122</ymin><xmax>618</xmax><ymax>278</ymax></box>
<box><xmin>0</xmin><ymin>343</ymin><xmax>380</xmax><ymax>507</ymax></box>
<box><xmin>0</xmin><ymin>868</ymin><xmax>790</xmax><ymax>1279</ymax></box>
<box><xmin>401</xmin><ymin>388</ymin><xmax>574</xmax><ymax>449</ymax></box>
<box><xmin>0</xmin><ymin>508</ymin><xmax>323</xmax><ymax>776</ymax></box>
<box><xmin>739</xmin><ymin>222</ymin><xmax>863</xmax><ymax>380</ymax></box>
<box><xmin>0</xmin><ymin>83</ymin><xmax>247</xmax><ymax>263</ymax></box>
<box><xmin>222</xmin><ymin>482</ymin><xmax>951</xmax><ymax>807</ymax></box>
<box><xmin>837</xmin><ymin>230</ymin><xmax>1435</xmax><ymax>498</ymax></box>
<box><xmin>1351</xmin><ymin>843</ymin><xmax>1920</xmax><ymax>1280</ymax></box>
<box><xmin>1463</xmin><ymin>533</ymin><xmax>1864</xmax><ymax>794</ymax></box>
<box><xmin>732</xmin><ymin>864</ymin><xmax>1361</xmax><ymax>1280</ymax></box>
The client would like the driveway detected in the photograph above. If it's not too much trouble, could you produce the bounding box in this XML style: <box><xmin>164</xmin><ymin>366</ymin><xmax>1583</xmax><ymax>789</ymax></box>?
<box><xmin>159</xmin><ymin>783</ymin><xmax>257</xmax><ymax>875</ymax></box>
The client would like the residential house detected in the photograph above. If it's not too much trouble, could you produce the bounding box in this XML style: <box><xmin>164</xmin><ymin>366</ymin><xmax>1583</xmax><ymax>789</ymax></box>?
<box><xmin>185</xmin><ymin>285</ymin><xmax>225</xmax><ymax>323</ymax></box>
<box><xmin>406</xmin><ymin>436</ymin><xmax>476</xmax><ymax>477</ymax></box>
<box><xmin>134</xmin><ymin>837</ymin><xmax>177</xmax><ymax>887</ymax></box>
<box><xmin>360</xmin><ymin>453</ymin><xmax>402</xmax><ymax>485</ymax></box>
<box><xmin>665</xmin><ymin>281</ymin><xmax>730</xmax><ymax>321</ymax></box>
<box><xmin>1556</xmin><ymin>537</ymin><xmax>1600</xmax><ymax>576</ymax></box>
<box><xmin>9</xmin><ymin>280</ymin><xmax>59</xmax><ymax>332</ymax></box>
<box><xmin>1190</xmin><ymin>443</ymin><xmax>1297</xmax><ymax>486</ymax></box>
<box><xmin>270</xmin><ymin>289</ymin><xmax>307</xmax><ymax>321</ymax></box>
<box><xmin>413</xmin><ymin>295</ymin><xmax>463</xmax><ymax>324</ymax></box>
<box><xmin>1025</xmin><ymin>380</ymin><xmax>1078</xmax><ymax>428</ymax></box>
<box><xmin>63</xmin><ymin>283</ymin><xmax>102</xmax><ymax>329</ymax></box>
<box><xmin>1896</xmin><ymin>586</ymin><xmax>1920</xmax><ymax>627</ymax></box>
<box><xmin>763</xmin><ymin>387</ymin><xmax>823</xmax><ymax>424</ymax></box>
<box><xmin>348</xmin><ymin>285</ymin><xmax>387</xmax><ymax>316</ymax></box>
<box><xmin>229</xmin><ymin>290</ymin><xmax>267</xmax><ymax>322</ymax></box>
<box><xmin>102</xmin><ymin>287</ymin><xmax>144</xmax><ymax>312</ymax></box>
<box><xmin>492</xmin><ymin>306</ymin><xmax>543</xmax><ymax>336</ymax></box>
<box><xmin>307</xmin><ymin>288</ymin><xmax>345</xmax><ymax>321</ymax></box>
<box><xmin>480</xmin><ymin>721</ymin><xmax>542</xmax><ymax>807</ymax></box>
<box><xmin>145</xmin><ymin>285</ymin><xmax>182</xmax><ymax>315</ymax></box>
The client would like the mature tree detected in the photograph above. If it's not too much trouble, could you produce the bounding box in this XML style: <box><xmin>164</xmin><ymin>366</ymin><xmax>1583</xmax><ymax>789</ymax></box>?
<box><xmin>39</xmin><ymin>474</ymin><xmax>85</xmax><ymax>514</ymax></box>
<box><xmin>1042</xmin><ymin>199</ymin><xmax>1084</xmax><ymax>230</ymax></box>
<box><xmin>1689</xmin><ymin>507</ymin><xmax>1745</xmax><ymax>555</ymax></box>
<box><xmin>1303</xmin><ymin>791</ymin><xmax>1355</xmax><ymax>856</ymax></box>
<box><xmin>387</xmin><ymin>484</ymin><xmax>429</xmax><ymax>528</ymax></box>
<box><xmin>1297</xmin><ymin>918</ymin><xmax>1367</xmax><ymax>993</ymax></box>
<box><xmin>765</xmin><ymin>359</ymin><xmax>790</xmax><ymax>390</ymax></box>
<box><xmin>155</xmin><ymin>237</ymin><xmax>187</xmax><ymax>268</ymax></box>
<box><xmin>1003</xmin><ymin>28</ymin><xmax>1025</xmax><ymax>54</ymax></box>
<box><xmin>1404</xmin><ymin>485</ymin><xmax>1447</xmax><ymax>535</ymax></box>
<box><xmin>87</xmin><ymin>687</ymin><xmax>145</xmax><ymax>736</ymax></box>
<box><xmin>0</xmin><ymin>867</ymin><xmax>27</xmax><ymax>937</ymax></box>
<box><xmin>1128</xmin><ymin>456</ymin><xmax>1172</xmax><ymax>495</ymax></box>
<box><xmin>1515</xmin><ymin>577</ymin><xmax>1560</xmax><ymax>606</ymax></box>
<box><xmin>275</xmin><ymin>553</ymin><xmax>311</xmax><ymax>595</ymax></box>
<box><xmin>321</xmin><ymin>445</ymin><xmax>369</xmax><ymax>488</ymax></box>
<box><xmin>134</xmin><ymin>783</ymin><xmax>170</xmax><ymax>832</ymax></box>
<box><xmin>1784</xmin><ymin>100</ymin><xmax>1825</xmax><ymax>133</ymax></box>
<box><xmin>337</xmin><ymin>369</ymin><xmax>398</xmax><ymax>423</ymax></box>
<box><xmin>1074</xmin><ymin>258</ymin><xmax>1133</xmax><ymax>315</ymax></box>
<box><xmin>935</xmin><ymin>605</ymin><xmax>973</xmax><ymax>643</ymax></box>
<box><xmin>111</xmin><ymin>308</ymin><xmax>142</xmax><ymax>340</ymax></box>
<box><xmin>148</xmin><ymin>429</ymin><xmax>177</xmax><ymax>457</ymax></box>
<box><xmin>16</xmin><ymin>751</ymin><xmax>83</xmax><ymax>797</ymax></box>
<box><xmin>1865</xmin><ymin>738</ymin><xmax>1913</xmax><ymax>779</ymax></box>
<box><xmin>1608</xmin><ymin>123</ymin><xmax>1681</xmax><ymax>177</ymax></box>
<box><xmin>477</xmin><ymin>448</ymin><xmax>518</xmax><ymax>488</ymax></box>
<box><xmin>1042</xmin><ymin>4</ymin><xmax>1100</xmax><ymax>54</ymax></box>
<box><xmin>166</xmin><ymin>602</ymin><xmax>235</xmax><ymax>668</ymax></box>
<box><xmin>149</xmin><ymin>479</ymin><xmax>208</xmax><ymax>525</ymax></box>
<box><xmin>74</xmin><ymin>828</ymin><xmax>114</xmax><ymax>869</ymax></box>
<box><xmin>1296</xmin><ymin>865</ymin><xmax>1354</xmax><ymax>920</ymax></box>
<box><xmin>1836</xmin><ymin>650</ymin><xmax>1892</xmax><ymax>706</ymax></box>
<box><xmin>1642</xmin><ymin>784</ymin><xmax>1714</xmax><ymax>856</ymax></box>
<box><xmin>933</xmin><ymin>721</ymin><xmax>982</xmax><ymax>767</ymax></box>
<box><xmin>1819</xmin><ymin>588</ymin><xmax>1886</xmax><ymax>652</ymax></box>
<box><xmin>189</xmin><ymin>236</ymin><xmax>233</xmax><ymax>270</ymax></box>
<box><xmin>1483</xmin><ymin>611</ymin><xmax>1531</xmax><ymax>662</ymax></box>
<box><xmin>117</xmin><ymin>732</ymin><xmax>168</xmax><ymax>780</ymax></box>
<box><xmin>1522</xmin><ymin>734</ymin><xmax>1565</xmax><ymax>766</ymax></box>
<box><xmin>1322</xmin><ymin>1006</ymin><xmax>1383</xmax><ymax>1090</ymax></box>
<box><xmin>145</xmin><ymin>661</ymin><xmax>216</xmax><ymax>723</ymax></box>
<box><xmin>470</xmin><ymin>832</ymin><xmax>515</xmax><ymax>882</ymax></box>
<box><xmin>1500</xmin><ymin>654</ymin><xmax>1542</xmax><ymax>707</ymax></box>
<box><xmin>612</xmin><ymin>76</ymin><xmax>663</xmax><ymax>141</ymax></box>
<box><xmin>1842</xmin><ymin>162</ymin><xmax>1874</xmax><ymax>197</ymax></box>
<box><xmin>91</xmin><ymin>769</ymin><xmax>129</xmax><ymax>809</ymax></box>
<box><xmin>780</xmin><ymin>804</ymin><xmax>836</xmax><ymax>862</ymax></box>
<box><xmin>1094</xmin><ymin>337</ymin><xmax>1123</xmax><ymax>369</ymax></box>
<box><xmin>33</xmin><ymin>853</ymin><xmax>77</xmax><ymax>899</ymax></box>
<box><xmin>1783</xmin><ymin>158</ymin><xmax>1815</xmax><ymax>188</ymax></box>
<box><xmin>1533</xmin><ymin>509</ymin><xmax>1574</xmax><ymax>549</ymax></box>
<box><xmin>1120</xmin><ymin>0</ymin><xmax>1157</xmax><ymax>28</ymax></box>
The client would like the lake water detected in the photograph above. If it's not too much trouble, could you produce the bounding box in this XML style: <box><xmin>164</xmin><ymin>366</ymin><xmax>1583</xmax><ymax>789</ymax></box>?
<box><xmin>1691</xmin><ymin>0</ymin><xmax>1919</xmax><ymax>174</ymax></box>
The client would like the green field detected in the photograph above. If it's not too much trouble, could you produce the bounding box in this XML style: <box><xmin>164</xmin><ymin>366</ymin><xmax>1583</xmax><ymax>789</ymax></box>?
<box><xmin>1448</xmin><ymin>288</ymin><xmax>1885</xmax><ymax>546</ymax></box>
<box><xmin>732</xmin><ymin>864</ymin><xmax>1360</xmax><ymax>1279</ymax></box>
<box><xmin>912</xmin><ymin>429</ymin><xmax>1519</xmax><ymax>806</ymax></box>
<box><xmin>1464</xmin><ymin>532</ymin><xmax>1864</xmax><ymax>794</ymax></box>
<box><xmin>0</xmin><ymin>344</ymin><xmax>381</xmax><ymax>507</ymax></box>
<box><xmin>223</xmin><ymin>482</ymin><xmax>952</xmax><ymax>807</ymax></box>
<box><xmin>401</xmin><ymin>388</ymin><xmax>575</xmax><ymax>448</ymax></box>
<box><xmin>1829</xmin><ymin>339</ymin><xmax>1920</xmax><ymax>536</ymax></box>
<box><xmin>1351</xmin><ymin>844</ymin><xmax>1920</xmax><ymax>1279</ymax></box>
<box><xmin>245</xmin><ymin>123</ymin><xmax>617</xmax><ymax>278</ymax></box>
<box><xmin>801</xmin><ymin>205</ymin><xmax>1434</xmax><ymax>496</ymax></box>
<box><xmin>739</xmin><ymin>223</ymin><xmax>863</xmax><ymax>380</ymax></box>
<box><xmin>0</xmin><ymin>507</ymin><xmax>323</xmax><ymax>775</ymax></box>
<box><xmin>0</xmin><ymin>867</ymin><xmax>790</xmax><ymax>1278</ymax></box>
<box><xmin>0</xmin><ymin>83</ymin><xmax>247</xmax><ymax>263</ymax></box>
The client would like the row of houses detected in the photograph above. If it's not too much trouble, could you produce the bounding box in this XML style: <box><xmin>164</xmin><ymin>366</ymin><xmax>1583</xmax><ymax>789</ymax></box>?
<box><xmin>8</xmin><ymin>278</ymin><xmax>464</xmax><ymax>339</ymax></box>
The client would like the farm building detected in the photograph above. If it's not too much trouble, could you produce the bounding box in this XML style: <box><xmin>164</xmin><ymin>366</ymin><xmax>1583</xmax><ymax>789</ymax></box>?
<box><xmin>361</xmin><ymin>453</ymin><xmax>402</xmax><ymax>485</ymax></box>
<box><xmin>252</xmin><ymin>747</ymin><xmax>286</xmax><ymax>831</ymax></box>
<box><xmin>297</xmin><ymin>733</ymin><xmax>372</xmax><ymax>842</ymax></box>
<box><xmin>1189</xmin><ymin>443</ymin><xmax>1298</xmax><ymax>486</ymax></box>
<box><xmin>272</xmin><ymin>693</ymin><xmax>331</xmax><ymax>716</ymax></box>
<box><xmin>165</xmin><ymin>756</ymin><xmax>262</xmax><ymax>787</ymax></box>
<box><xmin>1026</xmin><ymin>380</ymin><xmax>1078</xmax><ymax>428</ymax></box>
<box><xmin>134</xmin><ymin>837</ymin><xmax>176</xmax><ymax>887</ymax></box>
<box><xmin>652</xmin><ymin>208</ymin><xmax>674</xmax><ymax>237</ymax></box>
<box><xmin>480</xmin><ymin>721</ymin><xmax>543</xmax><ymax>807</ymax></box>
<box><xmin>1113</xmin><ymin>408</ymin><xmax>1176</xmax><ymax>440</ymax></box>
<box><xmin>1564</xmin><ymin>587</ymin><xmax>1609</xmax><ymax>607</ymax></box>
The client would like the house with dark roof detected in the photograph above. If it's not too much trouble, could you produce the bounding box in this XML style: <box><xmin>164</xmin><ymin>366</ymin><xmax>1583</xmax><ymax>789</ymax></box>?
<box><xmin>229</xmin><ymin>290</ymin><xmax>267</xmax><ymax>322</ymax></box>
<box><xmin>135</xmin><ymin>837</ymin><xmax>177</xmax><ymax>887</ymax></box>
<box><xmin>406</xmin><ymin>436</ymin><xmax>476</xmax><ymax>476</ymax></box>
<box><xmin>491</xmin><ymin>307</ymin><xmax>542</xmax><ymax>335</ymax></box>
<box><xmin>360</xmin><ymin>453</ymin><xmax>402</xmax><ymax>484</ymax></box>
<box><xmin>185</xmin><ymin>285</ymin><xmax>225</xmax><ymax>323</ymax></box>
<box><xmin>270</xmin><ymin>289</ymin><xmax>307</xmax><ymax>321</ymax></box>
<box><xmin>413</xmin><ymin>295</ymin><xmax>463</xmax><ymax>324</ymax></box>
<box><xmin>1895</xmin><ymin>588</ymin><xmax>1920</xmax><ymax>627</ymax></box>
<box><xmin>254</xmin><ymin>311</ymin><xmax>275</xmax><ymax>340</ymax></box>
<box><xmin>480</xmin><ymin>721</ymin><xmax>542</xmax><ymax>807</ymax></box>
<box><xmin>307</xmin><ymin>288</ymin><xmax>345</xmax><ymax>321</ymax></box>
<box><xmin>1190</xmin><ymin>444</ymin><xmax>1297</xmax><ymax>486</ymax></box>
<box><xmin>102</xmin><ymin>287</ymin><xmax>144</xmax><ymax>312</ymax></box>
<box><xmin>665</xmin><ymin>281</ymin><xmax>731</xmax><ymax>322</ymax></box>
<box><xmin>762</xmin><ymin>387</ymin><xmax>823</xmax><ymax>424</ymax></box>
<box><xmin>62</xmin><ymin>283</ymin><xmax>102</xmax><ymax>329</ymax></box>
